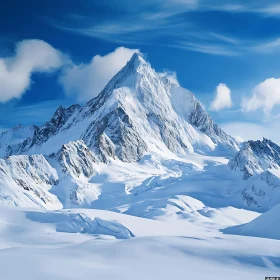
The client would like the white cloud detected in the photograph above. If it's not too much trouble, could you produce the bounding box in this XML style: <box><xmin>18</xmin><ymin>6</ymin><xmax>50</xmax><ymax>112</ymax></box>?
<box><xmin>210</xmin><ymin>83</ymin><xmax>232</xmax><ymax>111</ymax></box>
<box><xmin>258</xmin><ymin>4</ymin><xmax>280</xmax><ymax>16</ymax></box>
<box><xmin>242</xmin><ymin>78</ymin><xmax>280</xmax><ymax>115</ymax></box>
<box><xmin>59</xmin><ymin>47</ymin><xmax>139</xmax><ymax>102</ymax></box>
<box><xmin>222</xmin><ymin>120</ymin><xmax>280</xmax><ymax>145</ymax></box>
<box><xmin>0</xmin><ymin>39</ymin><xmax>65</xmax><ymax>103</ymax></box>
<box><xmin>159</xmin><ymin>71</ymin><xmax>180</xmax><ymax>86</ymax></box>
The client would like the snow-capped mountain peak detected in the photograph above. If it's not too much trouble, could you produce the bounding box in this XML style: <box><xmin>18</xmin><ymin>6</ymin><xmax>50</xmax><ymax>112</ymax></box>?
<box><xmin>1</xmin><ymin>53</ymin><xmax>238</xmax><ymax>162</ymax></box>
<box><xmin>127</xmin><ymin>52</ymin><xmax>148</xmax><ymax>68</ymax></box>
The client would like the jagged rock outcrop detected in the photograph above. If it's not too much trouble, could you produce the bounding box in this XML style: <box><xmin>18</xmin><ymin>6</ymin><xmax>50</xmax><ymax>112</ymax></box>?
<box><xmin>228</xmin><ymin>138</ymin><xmax>280</xmax><ymax>210</ymax></box>
<box><xmin>6</xmin><ymin>104</ymin><xmax>81</xmax><ymax>156</ymax></box>
<box><xmin>229</xmin><ymin>138</ymin><xmax>280</xmax><ymax>179</ymax></box>
<box><xmin>48</xmin><ymin>140</ymin><xmax>100</xmax><ymax>208</ymax></box>
<box><xmin>239</xmin><ymin>170</ymin><xmax>280</xmax><ymax>209</ymax></box>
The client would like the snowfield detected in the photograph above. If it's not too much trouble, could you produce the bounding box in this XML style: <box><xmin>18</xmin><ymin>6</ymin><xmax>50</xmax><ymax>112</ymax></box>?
<box><xmin>0</xmin><ymin>206</ymin><xmax>279</xmax><ymax>280</ymax></box>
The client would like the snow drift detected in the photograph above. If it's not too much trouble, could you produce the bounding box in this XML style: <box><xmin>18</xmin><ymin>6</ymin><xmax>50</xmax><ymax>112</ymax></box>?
<box><xmin>223</xmin><ymin>202</ymin><xmax>280</xmax><ymax>240</ymax></box>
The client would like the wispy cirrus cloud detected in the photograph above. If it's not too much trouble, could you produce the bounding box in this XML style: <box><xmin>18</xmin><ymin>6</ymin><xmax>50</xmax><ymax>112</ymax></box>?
<box><xmin>252</xmin><ymin>37</ymin><xmax>280</xmax><ymax>53</ymax></box>
<box><xmin>252</xmin><ymin>4</ymin><xmax>280</xmax><ymax>16</ymax></box>
<box><xmin>43</xmin><ymin>0</ymin><xmax>280</xmax><ymax>56</ymax></box>
<box><xmin>43</xmin><ymin>16</ymin><xmax>241</xmax><ymax>56</ymax></box>
<box><xmin>197</xmin><ymin>0</ymin><xmax>280</xmax><ymax>16</ymax></box>
<box><xmin>173</xmin><ymin>42</ymin><xmax>238</xmax><ymax>56</ymax></box>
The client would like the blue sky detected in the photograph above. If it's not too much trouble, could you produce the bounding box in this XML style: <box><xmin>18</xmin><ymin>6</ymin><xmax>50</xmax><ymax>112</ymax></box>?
<box><xmin>1</xmin><ymin>0</ymin><xmax>280</xmax><ymax>143</ymax></box>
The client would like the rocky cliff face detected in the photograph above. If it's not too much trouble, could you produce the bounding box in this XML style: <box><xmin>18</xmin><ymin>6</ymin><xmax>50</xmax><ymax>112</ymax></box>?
<box><xmin>53</xmin><ymin>140</ymin><xmax>97</xmax><ymax>179</ymax></box>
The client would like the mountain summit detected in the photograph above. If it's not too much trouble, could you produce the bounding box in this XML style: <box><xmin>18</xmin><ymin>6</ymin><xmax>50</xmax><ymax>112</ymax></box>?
<box><xmin>1</xmin><ymin>53</ymin><xmax>238</xmax><ymax>161</ymax></box>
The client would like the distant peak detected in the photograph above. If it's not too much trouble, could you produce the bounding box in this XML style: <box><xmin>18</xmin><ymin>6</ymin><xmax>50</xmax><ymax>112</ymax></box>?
<box><xmin>55</xmin><ymin>105</ymin><xmax>64</xmax><ymax>112</ymax></box>
<box><xmin>262</xmin><ymin>137</ymin><xmax>271</xmax><ymax>143</ymax></box>
<box><xmin>246</xmin><ymin>138</ymin><xmax>273</xmax><ymax>148</ymax></box>
<box><xmin>13</xmin><ymin>124</ymin><xmax>23</xmax><ymax>130</ymax></box>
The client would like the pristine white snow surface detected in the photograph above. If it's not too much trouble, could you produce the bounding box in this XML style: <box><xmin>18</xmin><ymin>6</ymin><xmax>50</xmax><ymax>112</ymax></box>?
<box><xmin>0</xmin><ymin>206</ymin><xmax>279</xmax><ymax>280</ymax></box>
<box><xmin>224</xmin><ymin>202</ymin><xmax>280</xmax><ymax>240</ymax></box>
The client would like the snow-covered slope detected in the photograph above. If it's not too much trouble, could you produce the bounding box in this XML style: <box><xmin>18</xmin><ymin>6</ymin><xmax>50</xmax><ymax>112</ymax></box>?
<box><xmin>3</xmin><ymin>53</ymin><xmax>238</xmax><ymax>162</ymax></box>
<box><xmin>0</xmin><ymin>154</ymin><xmax>61</xmax><ymax>209</ymax></box>
<box><xmin>49</xmin><ymin>140</ymin><xmax>100</xmax><ymax>208</ymax></box>
<box><xmin>239</xmin><ymin>170</ymin><xmax>280</xmax><ymax>210</ymax></box>
<box><xmin>224</xmin><ymin>202</ymin><xmax>280</xmax><ymax>240</ymax></box>
<box><xmin>0</xmin><ymin>206</ymin><xmax>279</xmax><ymax>280</ymax></box>
<box><xmin>0</xmin><ymin>140</ymin><xmax>100</xmax><ymax>209</ymax></box>
<box><xmin>225</xmin><ymin>168</ymin><xmax>280</xmax><ymax>211</ymax></box>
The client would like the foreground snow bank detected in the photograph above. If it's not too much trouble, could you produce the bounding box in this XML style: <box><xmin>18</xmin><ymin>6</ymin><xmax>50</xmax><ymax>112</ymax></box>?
<box><xmin>0</xmin><ymin>206</ymin><xmax>279</xmax><ymax>280</ymax></box>
<box><xmin>223</xmin><ymin>203</ymin><xmax>280</xmax><ymax>240</ymax></box>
